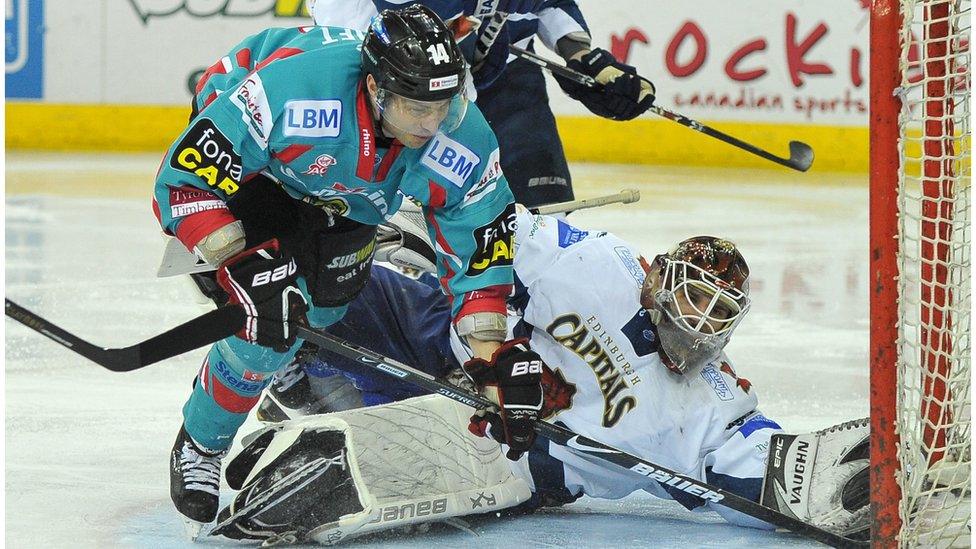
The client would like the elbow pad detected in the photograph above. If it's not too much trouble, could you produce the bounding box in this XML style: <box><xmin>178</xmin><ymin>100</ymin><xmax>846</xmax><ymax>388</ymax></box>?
<box><xmin>194</xmin><ymin>220</ymin><xmax>246</xmax><ymax>267</ymax></box>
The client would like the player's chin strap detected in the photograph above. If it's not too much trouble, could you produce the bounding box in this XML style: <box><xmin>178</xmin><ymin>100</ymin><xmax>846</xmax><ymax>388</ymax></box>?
<box><xmin>292</xmin><ymin>325</ymin><xmax>869</xmax><ymax>549</ymax></box>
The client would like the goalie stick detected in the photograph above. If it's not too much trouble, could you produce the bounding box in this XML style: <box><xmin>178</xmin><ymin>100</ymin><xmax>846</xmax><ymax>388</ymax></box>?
<box><xmin>294</xmin><ymin>325</ymin><xmax>867</xmax><ymax>549</ymax></box>
<box><xmin>4</xmin><ymin>299</ymin><xmax>244</xmax><ymax>372</ymax></box>
<box><xmin>508</xmin><ymin>45</ymin><xmax>815</xmax><ymax>173</ymax></box>
<box><xmin>534</xmin><ymin>188</ymin><xmax>640</xmax><ymax>215</ymax></box>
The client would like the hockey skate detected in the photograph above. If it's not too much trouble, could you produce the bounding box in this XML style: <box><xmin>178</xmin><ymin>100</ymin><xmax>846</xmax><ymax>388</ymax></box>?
<box><xmin>170</xmin><ymin>425</ymin><xmax>226</xmax><ymax>539</ymax></box>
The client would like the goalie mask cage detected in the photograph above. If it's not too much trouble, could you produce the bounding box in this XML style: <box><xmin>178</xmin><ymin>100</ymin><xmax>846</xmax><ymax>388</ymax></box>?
<box><xmin>870</xmin><ymin>0</ymin><xmax>971</xmax><ymax>547</ymax></box>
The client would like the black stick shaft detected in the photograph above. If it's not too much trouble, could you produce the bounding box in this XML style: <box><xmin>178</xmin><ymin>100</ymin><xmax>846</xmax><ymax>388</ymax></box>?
<box><xmin>296</xmin><ymin>326</ymin><xmax>865</xmax><ymax>549</ymax></box>
<box><xmin>5</xmin><ymin>299</ymin><xmax>244</xmax><ymax>372</ymax></box>
<box><xmin>508</xmin><ymin>45</ymin><xmax>814</xmax><ymax>172</ymax></box>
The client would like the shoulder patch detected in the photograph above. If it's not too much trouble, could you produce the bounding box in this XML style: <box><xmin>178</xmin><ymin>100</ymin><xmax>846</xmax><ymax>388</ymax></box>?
<box><xmin>700</xmin><ymin>364</ymin><xmax>734</xmax><ymax>401</ymax></box>
<box><xmin>229</xmin><ymin>74</ymin><xmax>272</xmax><ymax>150</ymax></box>
<box><xmin>621</xmin><ymin>309</ymin><xmax>657</xmax><ymax>357</ymax></box>
<box><xmin>466</xmin><ymin>202</ymin><xmax>517</xmax><ymax>276</ymax></box>
<box><xmin>283</xmin><ymin>99</ymin><xmax>342</xmax><ymax>138</ymax></box>
<box><xmin>461</xmin><ymin>147</ymin><xmax>501</xmax><ymax>209</ymax></box>
<box><xmin>422</xmin><ymin>133</ymin><xmax>480</xmax><ymax>188</ymax></box>
<box><xmin>170</xmin><ymin>118</ymin><xmax>242</xmax><ymax>196</ymax></box>
<box><xmin>556</xmin><ymin>219</ymin><xmax>589</xmax><ymax>248</ymax></box>
<box><xmin>614</xmin><ymin>246</ymin><xmax>646</xmax><ymax>285</ymax></box>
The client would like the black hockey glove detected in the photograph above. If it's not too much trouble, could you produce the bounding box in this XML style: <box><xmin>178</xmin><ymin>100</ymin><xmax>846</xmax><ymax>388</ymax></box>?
<box><xmin>462</xmin><ymin>338</ymin><xmax>544</xmax><ymax>460</ymax></box>
<box><xmin>216</xmin><ymin>239</ymin><xmax>308</xmax><ymax>352</ymax></box>
<box><xmin>555</xmin><ymin>48</ymin><xmax>656</xmax><ymax>121</ymax></box>
<box><xmin>463</xmin><ymin>0</ymin><xmax>544</xmax><ymax>17</ymax></box>
<box><xmin>471</xmin><ymin>22</ymin><xmax>510</xmax><ymax>90</ymax></box>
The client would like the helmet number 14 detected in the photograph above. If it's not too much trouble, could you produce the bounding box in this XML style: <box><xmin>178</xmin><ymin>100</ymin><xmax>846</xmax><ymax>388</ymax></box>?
<box><xmin>427</xmin><ymin>43</ymin><xmax>451</xmax><ymax>65</ymax></box>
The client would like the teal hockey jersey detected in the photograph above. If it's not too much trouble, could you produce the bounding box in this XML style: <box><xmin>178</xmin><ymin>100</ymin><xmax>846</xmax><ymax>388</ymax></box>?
<box><xmin>153</xmin><ymin>26</ymin><xmax>515</xmax><ymax>319</ymax></box>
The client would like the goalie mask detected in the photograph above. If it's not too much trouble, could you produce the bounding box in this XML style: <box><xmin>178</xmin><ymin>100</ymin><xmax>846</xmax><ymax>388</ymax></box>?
<box><xmin>640</xmin><ymin>236</ymin><xmax>750</xmax><ymax>375</ymax></box>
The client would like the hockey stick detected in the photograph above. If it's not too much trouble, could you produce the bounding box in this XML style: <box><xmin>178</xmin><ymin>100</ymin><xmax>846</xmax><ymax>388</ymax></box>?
<box><xmin>295</xmin><ymin>326</ymin><xmax>867</xmax><ymax>549</ymax></box>
<box><xmin>473</xmin><ymin>11</ymin><xmax>508</xmax><ymax>66</ymax></box>
<box><xmin>534</xmin><ymin>189</ymin><xmax>640</xmax><ymax>215</ymax></box>
<box><xmin>509</xmin><ymin>45</ymin><xmax>815</xmax><ymax>173</ymax></box>
<box><xmin>4</xmin><ymin>298</ymin><xmax>244</xmax><ymax>372</ymax></box>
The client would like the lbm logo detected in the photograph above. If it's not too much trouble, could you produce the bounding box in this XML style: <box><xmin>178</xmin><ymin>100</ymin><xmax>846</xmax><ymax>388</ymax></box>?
<box><xmin>283</xmin><ymin>99</ymin><xmax>342</xmax><ymax>138</ymax></box>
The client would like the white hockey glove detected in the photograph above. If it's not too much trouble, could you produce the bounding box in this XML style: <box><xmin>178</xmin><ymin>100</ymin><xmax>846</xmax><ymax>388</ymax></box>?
<box><xmin>375</xmin><ymin>201</ymin><xmax>438</xmax><ymax>273</ymax></box>
<box><xmin>760</xmin><ymin>418</ymin><xmax>870</xmax><ymax>540</ymax></box>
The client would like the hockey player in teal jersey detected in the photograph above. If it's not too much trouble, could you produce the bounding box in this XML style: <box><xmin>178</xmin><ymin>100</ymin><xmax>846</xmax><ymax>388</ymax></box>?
<box><xmin>156</xmin><ymin>6</ymin><xmax>547</xmax><ymax>532</ymax></box>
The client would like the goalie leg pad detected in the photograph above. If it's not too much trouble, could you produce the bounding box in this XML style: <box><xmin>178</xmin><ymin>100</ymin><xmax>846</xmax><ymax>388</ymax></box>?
<box><xmin>222</xmin><ymin>395</ymin><xmax>532</xmax><ymax>544</ymax></box>
<box><xmin>760</xmin><ymin>418</ymin><xmax>870</xmax><ymax>539</ymax></box>
<box><xmin>212</xmin><ymin>419</ymin><xmax>376</xmax><ymax>545</ymax></box>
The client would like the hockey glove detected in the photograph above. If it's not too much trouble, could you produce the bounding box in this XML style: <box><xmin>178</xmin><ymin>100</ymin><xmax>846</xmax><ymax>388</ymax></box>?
<box><xmin>216</xmin><ymin>239</ymin><xmax>308</xmax><ymax>352</ymax></box>
<box><xmin>462</xmin><ymin>338</ymin><xmax>544</xmax><ymax>460</ymax></box>
<box><xmin>555</xmin><ymin>48</ymin><xmax>656</xmax><ymax>121</ymax></box>
<box><xmin>471</xmin><ymin>23</ymin><xmax>511</xmax><ymax>90</ymax></box>
<box><xmin>464</xmin><ymin>0</ymin><xmax>543</xmax><ymax>17</ymax></box>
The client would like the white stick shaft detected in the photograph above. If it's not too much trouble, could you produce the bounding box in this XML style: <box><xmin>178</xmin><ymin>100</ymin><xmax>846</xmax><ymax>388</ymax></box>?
<box><xmin>534</xmin><ymin>189</ymin><xmax>641</xmax><ymax>215</ymax></box>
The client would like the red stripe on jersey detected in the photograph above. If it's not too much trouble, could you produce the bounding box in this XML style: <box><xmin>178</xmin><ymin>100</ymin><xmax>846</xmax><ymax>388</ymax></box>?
<box><xmin>151</xmin><ymin>197</ymin><xmax>163</xmax><ymax>228</ymax></box>
<box><xmin>375</xmin><ymin>142</ymin><xmax>403</xmax><ymax>181</ymax></box>
<box><xmin>175</xmin><ymin>208</ymin><xmax>238</xmax><ymax>250</ymax></box>
<box><xmin>456</xmin><ymin>285</ymin><xmax>511</xmax><ymax>320</ymax></box>
<box><xmin>427</xmin><ymin>179</ymin><xmax>447</xmax><ymax>208</ymax></box>
<box><xmin>195</xmin><ymin>57</ymin><xmax>230</xmax><ymax>95</ymax></box>
<box><xmin>236</xmin><ymin>48</ymin><xmax>252</xmax><ymax>71</ymax></box>
<box><xmin>424</xmin><ymin>196</ymin><xmax>458</xmax><ymax>306</ymax></box>
<box><xmin>203</xmin><ymin>91</ymin><xmax>218</xmax><ymax>108</ymax></box>
<box><xmin>355</xmin><ymin>82</ymin><xmax>377</xmax><ymax>181</ymax></box>
<box><xmin>253</xmin><ymin>47</ymin><xmax>304</xmax><ymax>72</ymax></box>
<box><xmin>209</xmin><ymin>376</ymin><xmax>261</xmax><ymax>413</ymax></box>
<box><xmin>273</xmin><ymin>144</ymin><xmax>313</xmax><ymax>164</ymax></box>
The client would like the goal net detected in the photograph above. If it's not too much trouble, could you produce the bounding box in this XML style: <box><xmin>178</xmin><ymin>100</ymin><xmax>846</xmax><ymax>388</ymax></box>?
<box><xmin>870</xmin><ymin>0</ymin><xmax>971</xmax><ymax>547</ymax></box>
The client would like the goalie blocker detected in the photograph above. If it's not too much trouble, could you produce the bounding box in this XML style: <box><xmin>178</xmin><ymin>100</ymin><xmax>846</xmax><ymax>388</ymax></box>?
<box><xmin>760</xmin><ymin>418</ymin><xmax>870</xmax><ymax>540</ymax></box>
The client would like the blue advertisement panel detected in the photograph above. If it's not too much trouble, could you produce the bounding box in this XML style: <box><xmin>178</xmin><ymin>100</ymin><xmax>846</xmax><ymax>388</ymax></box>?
<box><xmin>6</xmin><ymin>0</ymin><xmax>44</xmax><ymax>99</ymax></box>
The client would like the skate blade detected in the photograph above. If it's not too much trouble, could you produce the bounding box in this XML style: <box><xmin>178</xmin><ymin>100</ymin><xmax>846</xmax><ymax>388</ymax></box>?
<box><xmin>182</xmin><ymin>518</ymin><xmax>209</xmax><ymax>541</ymax></box>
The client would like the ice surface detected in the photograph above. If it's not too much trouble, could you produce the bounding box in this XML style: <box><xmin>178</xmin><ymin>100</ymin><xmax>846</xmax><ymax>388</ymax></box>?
<box><xmin>5</xmin><ymin>153</ymin><xmax>869</xmax><ymax>547</ymax></box>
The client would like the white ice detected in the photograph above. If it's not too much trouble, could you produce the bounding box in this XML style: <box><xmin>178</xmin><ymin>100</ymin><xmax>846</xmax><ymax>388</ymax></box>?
<box><xmin>5</xmin><ymin>152</ymin><xmax>869</xmax><ymax>547</ymax></box>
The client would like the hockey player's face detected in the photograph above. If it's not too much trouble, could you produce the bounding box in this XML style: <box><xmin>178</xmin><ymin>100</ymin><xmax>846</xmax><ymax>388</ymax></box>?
<box><xmin>367</xmin><ymin>76</ymin><xmax>467</xmax><ymax>148</ymax></box>
<box><xmin>671</xmin><ymin>283</ymin><xmax>737</xmax><ymax>335</ymax></box>
<box><xmin>383</xmin><ymin>95</ymin><xmax>450</xmax><ymax>147</ymax></box>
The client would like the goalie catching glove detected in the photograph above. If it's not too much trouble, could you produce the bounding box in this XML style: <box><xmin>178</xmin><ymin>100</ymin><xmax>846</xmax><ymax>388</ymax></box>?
<box><xmin>555</xmin><ymin>48</ymin><xmax>655</xmax><ymax>121</ymax></box>
<box><xmin>375</xmin><ymin>201</ymin><xmax>437</xmax><ymax>273</ymax></box>
<box><xmin>760</xmin><ymin>418</ymin><xmax>870</xmax><ymax>540</ymax></box>
<box><xmin>463</xmin><ymin>338</ymin><xmax>544</xmax><ymax>460</ymax></box>
<box><xmin>216</xmin><ymin>239</ymin><xmax>309</xmax><ymax>352</ymax></box>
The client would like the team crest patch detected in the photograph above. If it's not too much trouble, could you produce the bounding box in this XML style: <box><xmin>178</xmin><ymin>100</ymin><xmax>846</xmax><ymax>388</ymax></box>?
<box><xmin>304</xmin><ymin>154</ymin><xmax>337</xmax><ymax>176</ymax></box>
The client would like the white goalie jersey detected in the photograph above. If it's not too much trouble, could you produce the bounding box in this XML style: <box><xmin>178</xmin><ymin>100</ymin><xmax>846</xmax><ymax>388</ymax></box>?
<box><xmin>456</xmin><ymin>208</ymin><xmax>783</xmax><ymax>527</ymax></box>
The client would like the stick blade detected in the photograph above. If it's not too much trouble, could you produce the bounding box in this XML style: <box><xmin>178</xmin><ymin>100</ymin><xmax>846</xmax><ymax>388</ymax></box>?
<box><xmin>788</xmin><ymin>141</ymin><xmax>815</xmax><ymax>172</ymax></box>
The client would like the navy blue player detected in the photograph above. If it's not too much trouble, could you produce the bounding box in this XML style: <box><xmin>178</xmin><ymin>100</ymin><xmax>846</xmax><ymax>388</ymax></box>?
<box><xmin>309</xmin><ymin>0</ymin><xmax>656</xmax><ymax>208</ymax></box>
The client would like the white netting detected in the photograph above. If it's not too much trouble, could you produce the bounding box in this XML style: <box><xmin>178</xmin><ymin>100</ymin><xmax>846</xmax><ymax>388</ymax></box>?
<box><xmin>895</xmin><ymin>0</ymin><xmax>972</xmax><ymax>547</ymax></box>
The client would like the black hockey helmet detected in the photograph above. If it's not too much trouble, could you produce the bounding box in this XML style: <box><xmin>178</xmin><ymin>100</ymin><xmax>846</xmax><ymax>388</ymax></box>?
<box><xmin>361</xmin><ymin>5</ymin><xmax>466</xmax><ymax>102</ymax></box>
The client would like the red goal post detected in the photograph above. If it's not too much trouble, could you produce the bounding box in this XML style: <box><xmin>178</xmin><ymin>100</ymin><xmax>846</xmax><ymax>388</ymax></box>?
<box><xmin>870</xmin><ymin>0</ymin><xmax>971</xmax><ymax>547</ymax></box>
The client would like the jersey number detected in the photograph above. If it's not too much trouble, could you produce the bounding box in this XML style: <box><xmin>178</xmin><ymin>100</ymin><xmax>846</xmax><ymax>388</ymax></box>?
<box><xmin>427</xmin><ymin>43</ymin><xmax>451</xmax><ymax>65</ymax></box>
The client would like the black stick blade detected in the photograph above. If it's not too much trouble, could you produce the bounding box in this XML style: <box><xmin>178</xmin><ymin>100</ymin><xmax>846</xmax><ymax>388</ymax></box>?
<box><xmin>788</xmin><ymin>141</ymin><xmax>815</xmax><ymax>172</ymax></box>
<box><xmin>5</xmin><ymin>298</ymin><xmax>244</xmax><ymax>372</ymax></box>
